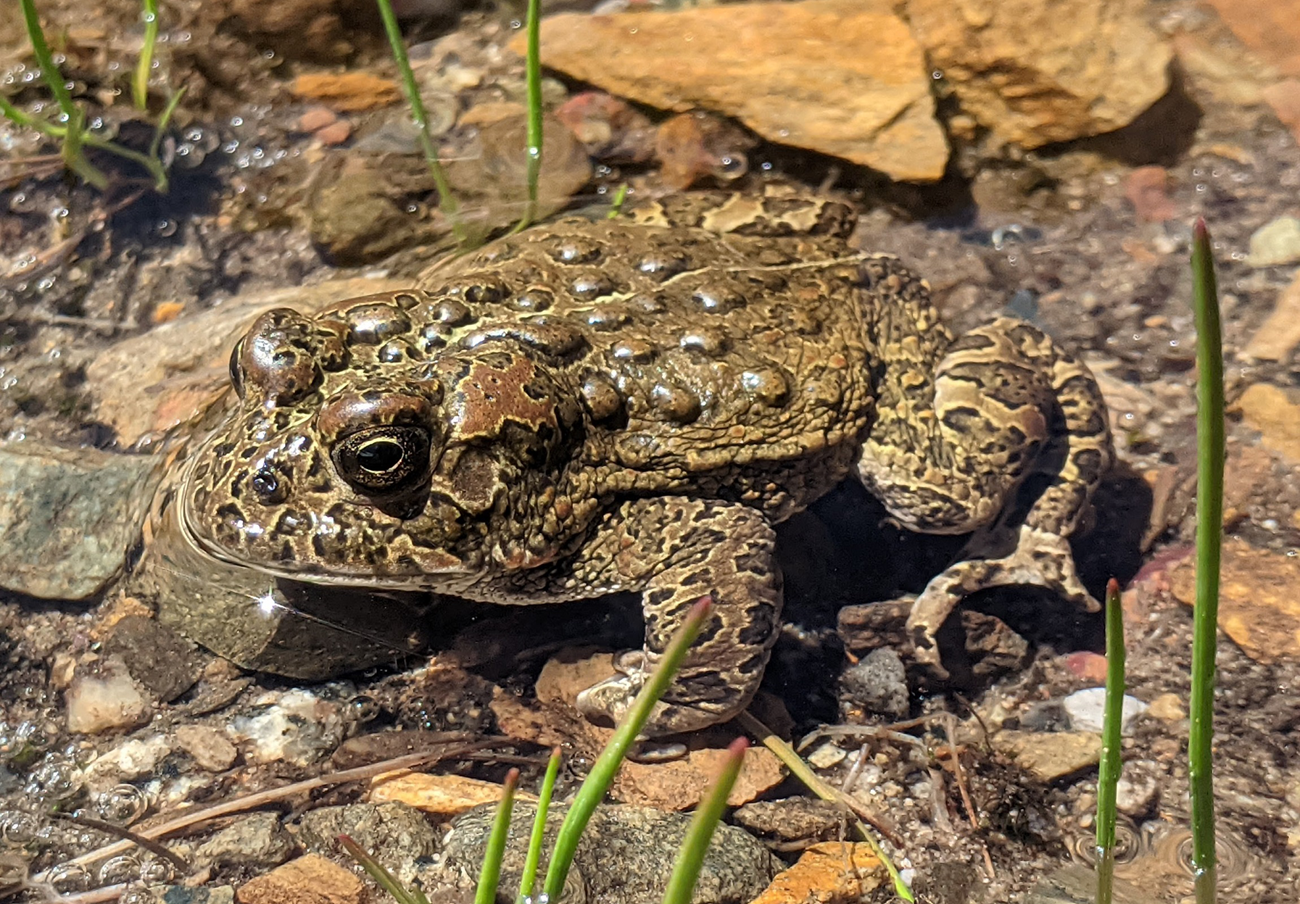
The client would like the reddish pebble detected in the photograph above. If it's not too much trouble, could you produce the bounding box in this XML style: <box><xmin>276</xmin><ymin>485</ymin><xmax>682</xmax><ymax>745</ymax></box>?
<box><xmin>296</xmin><ymin>106</ymin><xmax>337</xmax><ymax>133</ymax></box>
<box><xmin>315</xmin><ymin>120</ymin><xmax>352</xmax><ymax>145</ymax></box>
<box><xmin>1124</xmin><ymin>165</ymin><xmax>1177</xmax><ymax>223</ymax></box>
<box><xmin>1063</xmin><ymin>651</ymin><xmax>1109</xmax><ymax>683</ymax></box>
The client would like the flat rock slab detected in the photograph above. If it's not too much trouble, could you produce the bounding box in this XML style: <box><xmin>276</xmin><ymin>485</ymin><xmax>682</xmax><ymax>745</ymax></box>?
<box><xmin>525</xmin><ymin>0</ymin><xmax>948</xmax><ymax>182</ymax></box>
<box><xmin>0</xmin><ymin>442</ymin><xmax>163</xmax><ymax>600</ymax></box>
<box><xmin>88</xmin><ymin>276</ymin><xmax>412</xmax><ymax>449</ymax></box>
<box><xmin>905</xmin><ymin>0</ymin><xmax>1171</xmax><ymax>147</ymax></box>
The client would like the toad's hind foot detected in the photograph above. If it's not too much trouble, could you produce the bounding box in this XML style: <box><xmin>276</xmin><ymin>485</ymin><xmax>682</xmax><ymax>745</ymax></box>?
<box><xmin>906</xmin><ymin>524</ymin><xmax>1100</xmax><ymax>676</ymax></box>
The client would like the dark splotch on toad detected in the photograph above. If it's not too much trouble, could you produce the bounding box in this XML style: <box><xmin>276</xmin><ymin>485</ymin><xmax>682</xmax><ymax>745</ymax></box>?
<box><xmin>181</xmin><ymin>189</ymin><xmax>1112</xmax><ymax>735</ymax></box>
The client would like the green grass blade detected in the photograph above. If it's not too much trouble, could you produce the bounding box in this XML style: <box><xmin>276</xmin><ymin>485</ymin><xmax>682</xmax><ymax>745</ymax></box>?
<box><xmin>1094</xmin><ymin>577</ymin><xmax>1125</xmax><ymax>904</ymax></box>
<box><xmin>1189</xmin><ymin>217</ymin><xmax>1223</xmax><ymax>904</ymax></box>
<box><xmin>0</xmin><ymin>93</ymin><xmax>66</xmax><ymax>137</ymax></box>
<box><xmin>517</xmin><ymin>747</ymin><xmax>561</xmax><ymax>904</ymax></box>
<box><xmin>60</xmin><ymin>106</ymin><xmax>108</xmax><ymax>189</ymax></box>
<box><xmin>339</xmin><ymin>834</ymin><xmax>430</xmax><ymax>904</ymax></box>
<box><xmin>476</xmin><ymin>768</ymin><xmax>520</xmax><ymax>904</ymax></box>
<box><xmin>660</xmin><ymin>737</ymin><xmax>748</xmax><ymax>904</ymax></box>
<box><xmin>20</xmin><ymin>0</ymin><xmax>77</xmax><ymax>119</ymax></box>
<box><xmin>541</xmin><ymin>596</ymin><xmax>714</xmax><ymax>902</ymax></box>
<box><xmin>373</xmin><ymin>0</ymin><xmax>466</xmax><ymax>246</ymax></box>
<box><xmin>516</xmin><ymin>0</ymin><xmax>543</xmax><ymax>232</ymax></box>
<box><xmin>606</xmin><ymin>184</ymin><xmax>629</xmax><ymax>219</ymax></box>
<box><xmin>133</xmin><ymin>0</ymin><xmax>159</xmax><ymax>110</ymax></box>
<box><xmin>736</xmin><ymin>710</ymin><xmax>914</xmax><ymax>902</ymax></box>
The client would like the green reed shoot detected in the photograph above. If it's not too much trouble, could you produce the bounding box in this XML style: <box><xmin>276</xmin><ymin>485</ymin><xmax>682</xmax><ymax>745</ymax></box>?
<box><xmin>1094</xmin><ymin>577</ymin><xmax>1125</xmax><ymax>904</ymax></box>
<box><xmin>660</xmin><ymin>737</ymin><xmax>748</xmax><ymax>904</ymax></box>
<box><xmin>1188</xmin><ymin>218</ymin><xmax>1224</xmax><ymax>904</ymax></box>
<box><xmin>3</xmin><ymin>0</ymin><xmax>176</xmax><ymax>189</ymax></box>
<box><xmin>514</xmin><ymin>0</ymin><xmax>543</xmax><ymax>232</ymax></box>
<box><xmin>517</xmin><ymin>747</ymin><xmax>561</xmax><ymax>904</ymax></box>
<box><xmin>133</xmin><ymin>0</ymin><xmax>159</xmax><ymax>109</ymax></box>
<box><xmin>475</xmin><ymin>768</ymin><xmax>520</xmax><ymax>904</ymax></box>
<box><xmin>541</xmin><ymin>596</ymin><xmax>714</xmax><ymax>901</ymax></box>
<box><xmin>373</xmin><ymin>0</ymin><xmax>466</xmax><ymax>245</ymax></box>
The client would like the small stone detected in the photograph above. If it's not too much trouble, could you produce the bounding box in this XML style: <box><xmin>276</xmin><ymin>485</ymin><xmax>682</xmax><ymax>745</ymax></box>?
<box><xmin>1247</xmin><ymin>216</ymin><xmax>1300</xmax><ymax>268</ymax></box>
<box><xmin>66</xmin><ymin>657</ymin><xmax>151</xmax><ymax>734</ymax></box>
<box><xmin>1170</xmin><ymin>536</ymin><xmax>1300</xmax><ymax>664</ymax></box>
<box><xmin>962</xmin><ymin>610</ymin><xmax>1030</xmax><ymax>678</ymax></box>
<box><xmin>175</xmin><ymin>724</ymin><xmax>239</xmax><ymax>772</ymax></box>
<box><xmin>236</xmin><ymin>854</ymin><xmax>365</xmax><ymax>904</ymax></box>
<box><xmin>1115</xmin><ymin>771</ymin><xmax>1159</xmax><ymax>817</ymax></box>
<box><xmin>750</xmin><ymin>841</ymin><xmax>886</xmax><ymax>904</ymax></box>
<box><xmin>84</xmin><ymin>734</ymin><xmax>172</xmax><ymax>790</ymax></box>
<box><xmin>228</xmin><ymin>689</ymin><xmax>347</xmax><ymax>767</ymax></box>
<box><xmin>838</xmin><ymin>647</ymin><xmax>909</xmax><ymax>718</ymax></box>
<box><xmin>993</xmin><ymin>730</ymin><xmax>1102</xmax><ymax>782</ymax></box>
<box><xmin>290</xmin><ymin>72</ymin><xmax>401</xmax><ymax>112</ymax></box>
<box><xmin>732</xmin><ymin>798</ymin><xmax>845</xmax><ymax>843</ymax></box>
<box><xmin>1124</xmin><ymin>166</ymin><xmax>1177</xmax><ymax>223</ymax></box>
<box><xmin>314</xmin><ymin>119</ymin><xmax>352</xmax><ymax>146</ymax></box>
<box><xmin>102</xmin><ymin>615</ymin><xmax>203</xmax><ymax>703</ymax></box>
<box><xmin>197</xmin><ymin>812</ymin><xmax>296</xmax><ymax>871</ymax></box>
<box><xmin>837</xmin><ymin>600</ymin><xmax>911</xmax><ymax>652</ymax></box>
<box><xmin>296</xmin><ymin>106</ymin><xmax>338</xmax><ymax>133</ymax></box>
<box><xmin>1236</xmin><ymin>383</ymin><xmax>1300</xmax><ymax>464</ymax></box>
<box><xmin>369</xmin><ymin>772</ymin><xmax>527</xmax><ymax>818</ymax></box>
<box><xmin>1062</xmin><ymin>652</ymin><xmax>1109</xmax><ymax>683</ymax></box>
<box><xmin>297</xmin><ymin>803</ymin><xmax>437</xmax><ymax>887</ymax></box>
<box><xmin>1062</xmin><ymin>688</ymin><xmax>1148</xmax><ymax>734</ymax></box>
<box><xmin>1146</xmin><ymin>693</ymin><xmax>1187</xmax><ymax>722</ymax></box>
<box><xmin>1202</xmin><ymin>0</ymin><xmax>1300</xmax><ymax>78</ymax></box>
<box><xmin>807</xmin><ymin>743</ymin><xmax>848</xmax><ymax>769</ymax></box>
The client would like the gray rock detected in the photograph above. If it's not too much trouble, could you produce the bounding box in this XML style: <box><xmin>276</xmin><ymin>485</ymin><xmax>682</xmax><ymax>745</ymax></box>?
<box><xmin>1062</xmin><ymin>688</ymin><xmax>1148</xmax><ymax>735</ymax></box>
<box><xmin>0</xmin><ymin>442</ymin><xmax>162</xmax><ymax>599</ymax></box>
<box><xmin>194</xmin><ymin>812</ymin><xmax>296</xmax><ymax>871</ymax></box>
<box><xmin>732</xmin><ymin>797</ymin><xmax>844</xmax><ymax>843</ymax></box>
<box><xmin>298</xmin><ymin>802</ymin><xmax>438</xmax><ymax>886</ymax></box>
<box><xmin>424</xmin><ymin>801</ymin><xmax>777</xmax><ymax>904</ymax></box>
<box><xmin>839</xmin><ymin>647</ymin><xmax>909</xmax><ymax>718</ymax></box>
<box><xmin>102</xmin><ymin>615</ymin><xmax>204</xmax><ymax>703</ymax></box>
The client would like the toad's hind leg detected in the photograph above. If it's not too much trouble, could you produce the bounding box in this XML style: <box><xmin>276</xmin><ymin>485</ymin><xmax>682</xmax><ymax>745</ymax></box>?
<box><xmin>858</xmin><ymin>260</ymin><xmax>1112</xmax><ymax>672</ymax></box>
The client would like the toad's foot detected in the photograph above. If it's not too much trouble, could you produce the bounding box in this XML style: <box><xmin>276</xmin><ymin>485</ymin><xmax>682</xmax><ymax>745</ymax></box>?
<box><xmin>906</xmin><ymin>525</ymin><xmax>1100</xmax><ymax>676</ymax></box>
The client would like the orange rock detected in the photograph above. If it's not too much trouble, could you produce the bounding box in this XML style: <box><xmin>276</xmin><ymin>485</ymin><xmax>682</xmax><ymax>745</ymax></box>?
<box><xmin>151</xmin><ymin>301</ymin><xmax>185</xmax><ymax>324</ymax></box>
<box><xmin>369</xmin><ymin>772</ymin><xmax>534</xmax><ymax>818</ymax></box>
<box><xmin>1244</xmin><ymin>270</ymin><xmax>1300</xmax><ymax>362</ymax></box>
<box><xmin>750</xmin><ymin>842</ymin><xmax>885</xmax><ymax>904</ymax></box>
<box><xmin>1169</xmin><ymin>537</ymin><xmax>1300</xmax><ymax>664</ymax></box>
<box><xmin>297</xmin><ymin>106</ymin><xmax>338</xmax><ymax>132</ymax></box>
<box><xmin>1063</xmin><ymin>651</ymin><xmax>1109</xmax><ymax>683</ymax></box>
<box><xmin>1235</xmin><ymin>383</ymin><xmax>1300</xmax><ymax>464</ymax></box>
<box><xmin>291</xmin><ymin>72</ymin><xmax>400</xmax><ymax>113</ymax></box>
<box><xmin>236</xmin><ymin>854</ymin><xmax>365</xmax><ymax>904</ymax></box>
<box><xmin>1203</xmin><ymin>0</ymin><xmax>1300</xmax><ymax>77</ymax></box>
<box><xmin>1263</xmin><ymin>78</ymin><xmax>1300</xmax><ymax>143</ymax></box>
<box><xmin>520</xmin><ymin>0</ymin><xmax>947</xmax><ymax>181</ymax></box>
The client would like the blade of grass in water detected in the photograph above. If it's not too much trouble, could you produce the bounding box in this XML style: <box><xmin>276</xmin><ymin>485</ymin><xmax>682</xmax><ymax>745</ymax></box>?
<box><xmin>517</xmin><ymin>747</ymin><xmax>561</xmax><ymax>904</ymax></box>
<box><xmin>514</xmin><ymin>0</ymin><xmax>543</xmax><ymax>232</ymax></box>
<box><xmin>476</xmin><ymin>768</ymin><xmax>520</xmax><ymax>904</ymax></box>
<box><xmin>373</xmin><ymin>0</ymin><xmax>466</xmax><ymax>245</ymax></box>
<box><xmin>1094</xmin><ymin>577</ymin><xmax>1125</xmax><ymax>904</ymax></box>
<box><xmin>735</xmin><ymin>710</ymin><xmax>914</xmax><ymax>902</ymax></box>
<box><xmin>541</xmin><ymin>596</ymin><xmax>714</xmax><ymax>902</ymax></box>
<box><xmin>1188</xmin><ymin>218</ymin><xmax>1223</xmax><ymax>904</ymax></box>
<box><xmin>133</xmin><ymin>0</ymin><xmax>159</xmax><ymax>110</ymax></box>
<box><xmin>20</xmin><ymin>0</ymin><xmax>77</xmax><ymax>119</ymax></box>
<box><xmin>660</xmin><ymin>737</ymin><xmax>748</xmax><ymax>904</ymax></box>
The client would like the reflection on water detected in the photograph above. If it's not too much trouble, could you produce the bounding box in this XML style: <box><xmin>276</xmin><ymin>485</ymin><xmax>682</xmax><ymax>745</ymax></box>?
<box><xmin>1030</xmin><ymin>816</ymin><xmax>1262</xmax><ymax>904</ymax></box>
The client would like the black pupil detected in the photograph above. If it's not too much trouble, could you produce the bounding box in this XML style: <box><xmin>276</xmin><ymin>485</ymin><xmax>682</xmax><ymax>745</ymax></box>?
<box><xmin>251</xmin><ymin>470</ymin><xmax>278</xmax><ymax>496</ymax></box>
<box><xmin>357</xmin><ymin>439</ymin><xmax>404</xmax><ymax>473</ymax></box>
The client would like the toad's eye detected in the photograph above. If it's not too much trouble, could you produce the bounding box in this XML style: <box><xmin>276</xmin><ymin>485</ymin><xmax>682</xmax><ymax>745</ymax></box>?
<box><xmin>229</xmin><ymin>338</ymin><xmax>245</xmax><ymax>399</ymax></box>
<box><xmin>332</xmin><ymin>426</ymin><xmax>430</xmax><ymax>493</ymax></box>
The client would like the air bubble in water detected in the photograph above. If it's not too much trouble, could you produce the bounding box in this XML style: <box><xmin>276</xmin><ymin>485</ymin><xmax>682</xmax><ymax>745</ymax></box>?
<box><xmin>96</xmin><ymin>784</ymin><xmax>148</xmax><ymax>825</ymax></box>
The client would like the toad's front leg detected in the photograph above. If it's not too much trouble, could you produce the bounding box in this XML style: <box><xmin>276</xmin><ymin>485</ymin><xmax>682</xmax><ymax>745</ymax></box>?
<box><xmin>562</xmin><ymin>497</ymin><xmax>782</xmax><ymax>736</ymax></box>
